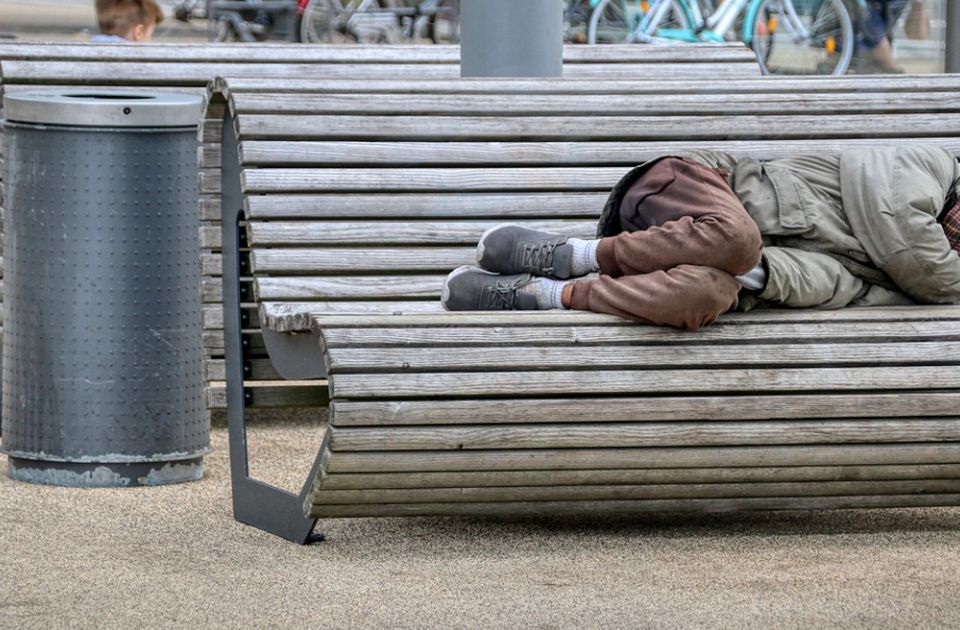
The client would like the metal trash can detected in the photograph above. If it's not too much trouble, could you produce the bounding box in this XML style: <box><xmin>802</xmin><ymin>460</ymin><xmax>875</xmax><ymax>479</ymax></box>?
<box><xmin>0</xmin><ymin>91</ymin><xmax>208</xmax><ymax>487</ymax></box>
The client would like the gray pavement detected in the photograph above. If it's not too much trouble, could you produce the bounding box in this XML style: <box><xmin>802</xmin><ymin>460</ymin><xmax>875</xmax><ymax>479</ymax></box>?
<box><xmin>2</xmin><ymin>420</ymin><xmax>960</xmax><ymax>629</ymax></box>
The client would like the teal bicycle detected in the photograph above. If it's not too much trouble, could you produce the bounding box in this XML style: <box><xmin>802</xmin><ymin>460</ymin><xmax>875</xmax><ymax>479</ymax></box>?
<box><xmin>587</xmin><ymin>0</ymin><xmax>861</xmax><ymax>76</ymax></box>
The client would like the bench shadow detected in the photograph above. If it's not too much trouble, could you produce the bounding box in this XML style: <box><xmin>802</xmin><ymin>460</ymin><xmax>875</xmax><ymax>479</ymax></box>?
<box><xmin>315</xmin><ymin>506</ymin><xmax>960</xmax><ymax>557</ymax></box>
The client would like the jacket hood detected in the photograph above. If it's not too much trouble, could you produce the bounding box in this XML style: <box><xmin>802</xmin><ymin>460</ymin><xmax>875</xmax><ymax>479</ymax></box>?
<box><xmin>841</xmin><ymin>145</ymin><xmax>960</xmax><ymax>303</ymax></box>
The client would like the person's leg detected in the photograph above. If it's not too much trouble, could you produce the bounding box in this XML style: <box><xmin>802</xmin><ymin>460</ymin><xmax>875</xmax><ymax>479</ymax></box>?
<box><xmin>564</xmin><ymin>264</ymin><xmax>742</xmax><ymax>331</ymax></box>
<box><xmin>444</xmin><ymin>157</ymin><xmax>760</xmax><ymax>329</ymax></box>
<box><xmin>598</xmin><ymin>157</ymin><xmax>762</xmax><ymax>277</ymax></box>
<box><xmin>441</xmin><ymin>263</ymin><xmax>741</xmax><ymax>331</ymax></box>
<box><xmin>857</xmin><ymin>1</ymin><xmax>907</xmax><ymax>72</ymax></box>
<box><xmin>474</xmin><ymin>157</ymin><xmax>762</xmax><ymax>279</ymax></box>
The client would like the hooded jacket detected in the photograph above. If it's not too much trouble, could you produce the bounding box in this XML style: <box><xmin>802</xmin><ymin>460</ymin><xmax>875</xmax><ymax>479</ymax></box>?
<box><xmin>598</xmin><ymin>145</ymin><xmax>960</xmax><ymax>309</ymax></box>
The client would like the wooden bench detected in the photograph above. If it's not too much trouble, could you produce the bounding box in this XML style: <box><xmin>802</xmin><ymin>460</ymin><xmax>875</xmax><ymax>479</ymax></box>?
<box><xmin>208</xmin><ymin>75</ymin><xmax>960</xmax><ymax>543</ymax></box>
<box><xmin>0</xmin><ymin>41</ymin><xmax>761</xmax><ymax>416</ymax></box>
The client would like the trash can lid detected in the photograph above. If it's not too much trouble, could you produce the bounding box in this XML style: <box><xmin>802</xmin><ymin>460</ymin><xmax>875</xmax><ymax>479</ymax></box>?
<box><xmin>3</xmin><ymin>90</ymin><xmax>204</xmax><ymax>128</ymax></box>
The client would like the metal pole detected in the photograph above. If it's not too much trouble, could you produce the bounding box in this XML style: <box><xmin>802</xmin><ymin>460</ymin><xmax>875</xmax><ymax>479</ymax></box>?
<box><xmin>460</xmin><ymin>0</ymin><xmax>563</xmax><ymax>77</ymax></box>
<box><xmin>947</xmin><ymin>0</ymin><xmax>960</xmax><ymax>73</ymax></box>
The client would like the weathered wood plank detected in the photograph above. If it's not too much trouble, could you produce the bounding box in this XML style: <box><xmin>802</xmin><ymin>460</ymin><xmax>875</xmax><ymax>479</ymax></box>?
<box><xmin>244</xmin><ymin>192</ymin><xmax>607</xmax><ymax>219</ymax></box>
<box><xmin>201</xmin><ymin>304</ymin><xmax>258</xmax><ymax>330</ymax></box>
<box><xmin>236</xmin><ymin>113</ymin><xmax>960</xmax><ymax>141</ymax></box>
<box><xmin>326</xmin><ymin>443</ymin><xmax>960</xmax><ymax>473</ymax></box>
<box><xmin>204</xmin><ymin>357</ymin><xmax>280</xmax><ymax>381</ymax></box>
<box><xmin>241</xmin><ymin>167</ymin><xmax>626</xmax><ymax>193</ymax></box>
<box><xmin>310</xmin><ymin>479</ymin><xmax>960</xmax><ymax>507</ymax></box>
<box><xmin>231</xmin><ymin>91</ymin><xmax>960</xmax><ymax>116</ymax></box>
<box><xmin>247</xmin><ymin>219</ymin><xmax>595</xmax><ymax>244</ymax></box>
<box><xmin>306</xmin><ymin>493</ymin><xmax>960</xmax><ymax>518</ymax></box>
<box><xmin>201</xmin><ymin>253</ymin><xmax>222</xmax><ymax>276</ymax></box>
<box><xmin>203</xmin><ymin>330</ymin><xmax>269</xmax><ymax>356</ymax></box>
<box><xmin>239</xmin><ymin>138</ymin><xmax>960</xmax><ymax>166</ymax></box>
<box><xmin>328</xmin><ymin>392</ymin><xmax>960</xmax><ymax>427</ymax></box>
<box><xmin>329</xmin><ymin>365</ymin><xmax>960</xmax><ymax>398</ymax></box>
<box><xmin>0</xmin><ymin>42</ymin><xmax>756</xmax><ymax>63</ymax></box>
<box><xmin>218</xmin><ymin>75</ymin><xmax>960</xmax><ymax>95</ymax></box>
<box><xmin>200</xmin><ymin>226</ymin><xmax>221</xmax><ymax>249</ymax></box>
<box><xmin>258</xmin><ymin>303</ymin><xmax>960</xmax><ymax>334</ymax></box>
<box><xmin>259</xmin><ymin>301</ymin><xmax>445</xmax><ymax>331</ymax></box>
<box><xmin>1</xmin><ymin>61</ymin><xmax>760</xmax><ymax>84</ymax></box>
<box><xmin>329</xmin><ymin>419</ymin><xmax>960</xmax><ymax>451</ymax></box>
<box><xmin>203</xmin><ymin>280</ymin><xmax>220</xmax><ymax>303</ymax></box>
<box><xmin>318</xmin><ymin>321</ymin><xmax>960</xmax><ymax>348</ymax></box>
<box><xmin>326</xmin><ymin>342</ymin><xmax>960</xmax><ymax>372</ymax></box>
<box><xmin>199</xmin><ymin>195</ymin><xmax>222</xmax><ymax>221</ymax></box>
<box><xmin>256</xmin><ymin>276</ymin><xmax>444</xmax><ymax>300</ymax></box>
<box><xmin>251</xmin><ymin>247</ymin><xmax>475</xmax><ymax>273</ymax></box>
<box><xmin>316</xmin><ymin>463</ymin><xmax>960</xmax><ymax>490</ymax></box>
<box><xmin>306</xmin><ymin>304</ymin><xmax>960</xmax><ymax>327</ymax></box>
<box><xmin>205</xmin><ymin>379</ymin><xmax>329</xmax><ymax>409</ymax></box>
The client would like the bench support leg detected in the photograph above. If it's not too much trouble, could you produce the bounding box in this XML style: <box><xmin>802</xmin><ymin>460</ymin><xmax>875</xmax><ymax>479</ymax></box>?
<box><xmin>221</xmin><ymin>109</ymin><xmax>322</xmax><ymax>544</ymax></box>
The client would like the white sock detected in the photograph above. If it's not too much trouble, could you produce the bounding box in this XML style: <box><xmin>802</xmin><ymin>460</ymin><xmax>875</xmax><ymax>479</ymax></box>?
<box><xmin>568</xmin><ymin>238</ymin><xmax>601</xmax><ymax>277</ymax></box>
<box><xmin>736</xmin><ymin>262</ymin><xmax>767</xmax><ymax>290</ymax></box>
<box><xmin>522</xmin><ymin>278</ymin><xmax>569</xmax><ymax>309</ymax></box>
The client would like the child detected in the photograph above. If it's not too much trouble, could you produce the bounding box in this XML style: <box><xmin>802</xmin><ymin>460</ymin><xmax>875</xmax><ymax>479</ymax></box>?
<box><xmin>92</xmin><ymin>0</ymin><xmax>164</xmax><ymax>42</ymax></box>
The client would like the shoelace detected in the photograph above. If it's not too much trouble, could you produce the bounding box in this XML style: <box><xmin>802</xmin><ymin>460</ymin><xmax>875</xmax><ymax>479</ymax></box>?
<box><xmin>480</xmin><ymin>276</ymin><xmax>533</xmax><ymax>310</ymax></box>
<box><xmin>517</xmin><ymin>239</ymin><xmax>564</xmax><ymax>274</ymax></box>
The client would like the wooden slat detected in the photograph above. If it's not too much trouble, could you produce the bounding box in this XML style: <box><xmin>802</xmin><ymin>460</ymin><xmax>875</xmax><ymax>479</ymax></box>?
<box><xmin>201</xmin><ymin>304</ymin><xmax>259</xmax><ymax>330</ymax></box>
<box><xmin>247</xmin><ymin>219</ymin><xmax>596</xmax><ymax>244</ymax></box>
<box><xmin>204</xmin><ymin>358</ymin><xmax>280</xmax><ymax>381</ymax></box>
<box><xmin>255</xmin><ymin>275</ymin><xmax>444</xmax><ymax>300</ymax></box>
<box><xmin>244</xmin><ymin>192</ymin><xmax>607</xmax><ymax>219</ymax></box>
<box><xmin>327</xmin><ymin>342</ymin><xmax>960</xmax><ymax>372</ymax></box>
<box><xmin>0</xmin><ymin>61</ymin><xmax>759</xmax><ymax>84</ymax></box>
<box><xmin>241</xmin><ymin>167</ymin><xmax>626</xmax><ymax>193</ymax></box>
<box><xmin>328</xmin><ymin>392</ymin><xmax>960</xmax><ymax>427</ymax></box>
<box><xmin>0</xmin><ymin>84</ymin><xmax>209</xmax><ymax>97</ymax></box>
<box><xmin>316</xmin><ymin>463</ymin><xmax>960</xmax><ymax>491</ymax></box>
<box><xmin>318</xmin><ymin>320</ymin><xmax>960</xmax><ymax>348</ymax></box>
<box><xmin>328</xmin><ymin>366</ymin><xmax>960</xmax><ymax>398</ymax></box>
<box><xmin>236</xmin><ymin>113</ymin><xmax>960</xmax><ymax>141</ymax></box>
<box><xmin>0</xmin><ymin>43</ymin><xmax>757</xmax><ymax>63</ymax></box>
<box><xmin>239</xmin><ymin>138</ymin><xmax>960</xmax><ymax>166</ymax></box>
<box><xmin>326</xmin><ymin>443</ymin><xmax>960</xmax><ymax>473</ymax></box>
<box><xmin>251</xmin><ymin>247</ymin><xmax>474</xmax><ymax>273</ymax></box>
<box><xmin>231</xmin><ymin>92</ymin><xmax>960</xmax><ymax>116</ymax></box>
<box><xmin>217</xmin><ymin>75</ymin><xmax>960</xmax><ymax>95</ymax></box>
<box><xmin>310</xmin><ymin>479</ymin><xmax>960</xmax><ymax>506</ymax></box>
<box><xmin>329</xmin><ymin>419</ymin><xmax>960</xmax><ymax>452</ymax></box>
<box><xmin>205</xmin><ymin>379</ymin><xmax>329</xmax><ymax>409</ymax></box>
<box><xmin>257</xmin><ymin>301</ymin><xmax>444</xmax><ymax>330</ymax></box>
<box><xmin>306</xmin><ymin>493</ymin><xmax>960</xmax><ymax>518</ymax></box>
<box><xmin>259</xmin><ymin>303</ymin><xmax>960</xmax><ymax>333</ymax></box>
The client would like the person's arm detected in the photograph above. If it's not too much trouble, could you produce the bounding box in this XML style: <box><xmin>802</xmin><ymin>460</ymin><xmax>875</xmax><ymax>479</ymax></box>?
<box><xmin>759</xmin><ymin>246</ymin><xmax>913</xmax><ymax>309</ymax></box>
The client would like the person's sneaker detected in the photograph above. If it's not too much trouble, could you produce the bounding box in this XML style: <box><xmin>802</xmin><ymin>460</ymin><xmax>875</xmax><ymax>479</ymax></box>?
<box><xmin>476</xmin><ymin>224</ymin><xmax>576</xmax><ymax>279</ymax></box>
<box><xmin>442</xmin><ymin>266</ymin><xmax>544</xmax><ymax>311</ymax></box>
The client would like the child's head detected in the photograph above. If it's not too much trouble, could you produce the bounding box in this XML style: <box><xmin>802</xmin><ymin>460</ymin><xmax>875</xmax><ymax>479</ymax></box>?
<box><xmin>95</xmin><ymin>0</ymin><xmax>164</xmax><ymax>41</ymax></box>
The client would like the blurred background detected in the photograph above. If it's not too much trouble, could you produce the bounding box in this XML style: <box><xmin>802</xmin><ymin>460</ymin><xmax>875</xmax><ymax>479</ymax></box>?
<box><xmin>0</xmin><ymin>0</ymin><xmax>948</xmax><ymax>72</ymax></box>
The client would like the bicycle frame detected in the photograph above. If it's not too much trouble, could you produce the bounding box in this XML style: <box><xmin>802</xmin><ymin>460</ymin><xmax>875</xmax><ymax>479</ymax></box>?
<box><xmin>639</xmin><ymin>0</ymin><xmax>867</xmax><ymax>45</ymax></box>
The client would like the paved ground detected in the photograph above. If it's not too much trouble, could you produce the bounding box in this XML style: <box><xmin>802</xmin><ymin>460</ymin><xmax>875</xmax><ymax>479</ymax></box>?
<box><xmin>2</xmin><ymin>419</ymin><xmax>960</xmax><ymax>629</ymax></box>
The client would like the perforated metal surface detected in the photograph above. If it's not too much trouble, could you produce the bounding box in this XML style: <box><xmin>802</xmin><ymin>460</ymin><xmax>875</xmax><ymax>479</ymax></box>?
<box><xmin>0</xmin><ymin>119</ymin><xmax>207</xmax><ymax>485</ymax></box>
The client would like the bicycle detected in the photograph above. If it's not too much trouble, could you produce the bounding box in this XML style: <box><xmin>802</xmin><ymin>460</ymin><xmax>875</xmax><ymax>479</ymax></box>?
<box><xmin>300</xmin><ymin>0</ymin><xmax>459</xmax><ymax>44</ymax></box>
<box><xmin>174</xmin><ymin>0</ymin><xmax>299</xmax><ymax>41</ymax></box>
<box><xmin>588</xmin><ymin>0</ymin><xmax>862</xmax><ymax>76</ymax></box>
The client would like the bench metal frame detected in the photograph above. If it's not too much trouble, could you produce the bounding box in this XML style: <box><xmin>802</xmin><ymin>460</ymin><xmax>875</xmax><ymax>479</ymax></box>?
<box><xmin>220</xmin><ymin>111</ymin><xmax>325</xmax><ymax>544</ymax></box>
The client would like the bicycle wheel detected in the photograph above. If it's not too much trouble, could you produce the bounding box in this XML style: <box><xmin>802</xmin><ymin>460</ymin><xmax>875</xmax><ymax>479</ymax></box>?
<box><xmin>747</xmin><ymin>0</ymin><xmax>854</xmax><ymax>75</ymax></box>
<box><xmin>588</xmin><ymin>0</ymin><xmax>691</xmax><ymax>44</ymax></box>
